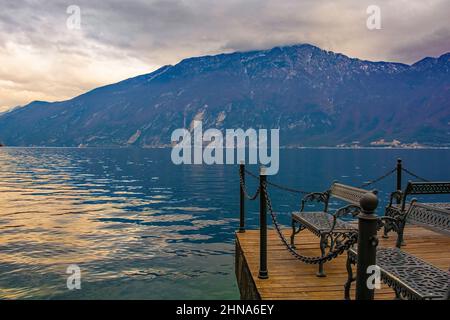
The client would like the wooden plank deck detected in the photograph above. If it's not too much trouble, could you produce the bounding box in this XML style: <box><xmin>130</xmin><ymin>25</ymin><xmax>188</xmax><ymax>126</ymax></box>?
<box><xmin>235</xmin><ymin>225</ymin><xmax>450</xmax><ymax>300</ymax></box>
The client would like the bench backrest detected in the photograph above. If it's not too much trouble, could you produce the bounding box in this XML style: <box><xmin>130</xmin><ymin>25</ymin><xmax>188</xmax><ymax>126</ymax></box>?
<box><xmin>329</xmin><ymin>183</ymin><xmax>372</xmax><ymax>206</ymax></box>
<box><xmin>405</xmin><ymin>181</ymin><xmax>450</xmax><ymax>196</ymax></box>
<box><xmin>406</xmin><ymin>201</ymin><xmax>450</xmax><ymax>235</ymax></box>
<box><xmin>402</xmin><ymin>181</ymin><xmax>450</xmax><ymax>210</ymax></box>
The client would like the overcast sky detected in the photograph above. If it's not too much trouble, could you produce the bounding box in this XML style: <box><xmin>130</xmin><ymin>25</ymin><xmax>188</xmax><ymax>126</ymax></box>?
<box><xmin>0</xmin><ymin>0</ymin><xmax>449</xmax><ymax>112</ymax></box>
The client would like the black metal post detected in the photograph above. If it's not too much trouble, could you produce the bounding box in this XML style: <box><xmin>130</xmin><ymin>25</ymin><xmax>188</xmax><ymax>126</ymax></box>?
<box><xmin>396</xmin><ymin>159</ymin><xmax>402</xmax><ymax>204</ymax></box>
<box><xmin>239</xmin><ymin>163</ymin><xmax>245</xmax><ymax>233</ymax></box>
<box><xmin>258</xmin><ymin>166</ymin><xmax>268</xmax><ymax>279</ymax></box>
<box><xmin>356</xmin><ymin>192</ymin><xmax>379</xmax><ymax>300</ymax></box>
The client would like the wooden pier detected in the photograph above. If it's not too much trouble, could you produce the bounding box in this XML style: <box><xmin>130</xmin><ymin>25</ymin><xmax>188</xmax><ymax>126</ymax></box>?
<box><xmin>235</xmin><ymin>224</ymin><xmax>450</xmax><ymax>300</ymax></box>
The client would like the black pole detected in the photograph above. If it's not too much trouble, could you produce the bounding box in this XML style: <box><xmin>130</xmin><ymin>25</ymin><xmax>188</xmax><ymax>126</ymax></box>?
<box><xmin>258</xmin><ymin>166</ymin><xmax>268</xmax><ymax>279</ymax></box>
<box><xmin>239</xmin><ymin>163</ymin><xmax>245</xmax><ymax>233</ymax></box>
<box><xmin>356</xmin><ymin>192</ymin><xmax>379</xmax><ymax>300</ymax></box>
<box><xmin>396</xmin><ymin>159</ymin><xmax>402</xmax><ymax>204</ymax></box>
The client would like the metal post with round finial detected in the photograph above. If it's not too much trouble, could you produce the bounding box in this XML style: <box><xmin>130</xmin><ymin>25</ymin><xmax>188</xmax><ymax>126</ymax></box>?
<box><xmin>356</xmin><ymin>192</ymin><xmax>379</xmax><ymax>300</ymax></box>
<box><xmin>239</xmin><ymin>162</ymin><xmax>246</xmax><ymax>233</ymax></box>
<box><xmin>396</xmin><ymin>159</ymin><xmax>402</xmax><ymax>203</ymax></box>
<box><xmin>258</xmin><ymin>166</ymin><xmax>268</xmax><ymax>279</ymax></box>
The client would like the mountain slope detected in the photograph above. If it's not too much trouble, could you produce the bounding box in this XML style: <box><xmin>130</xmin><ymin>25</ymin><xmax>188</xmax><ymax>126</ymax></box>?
<box><xmin>0</xmin><ymin>44</ymin><xmax>449</xmax><ymax>147</ymax></box>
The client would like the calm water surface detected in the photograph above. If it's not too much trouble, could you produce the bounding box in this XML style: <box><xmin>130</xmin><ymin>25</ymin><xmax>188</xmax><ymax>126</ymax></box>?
<box><xmin>0</xmin><ymin>148</ymin><xmax>449</xmax><ymax>299</ymax></box>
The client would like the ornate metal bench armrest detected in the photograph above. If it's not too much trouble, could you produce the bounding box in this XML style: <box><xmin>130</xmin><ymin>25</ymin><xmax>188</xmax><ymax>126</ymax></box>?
<box><xmin>328</xmin><ymin>204</ymin><xmax>361</xmax><ymax>233</ymax></box>
<box><xmin>300</xmin><ymin>192</ymin><xmax>329</xmax><ymax>212</ymax></box>
<box><xmin>384</xmin><ymin>205</ymin><xmax>404</xmax><ymax>222</ymax></box>
<box><xmin>388</xmin><ymin>190</ymin><xmax>403</xmax><ymax>207</ymax></box>
<box><xmin>378</xmin><ymin>216</ymin><xmax>405</xmax><ymax>248</ymax></box>
<box><xmin>377</xmin><ymin>216</ymin><xmax>401</xmax><ymax>233</ymax></box>
<box><xmin>333</xmin><ymin>204</ymin><xmax>361</xmax><ymax>219</ymax></box>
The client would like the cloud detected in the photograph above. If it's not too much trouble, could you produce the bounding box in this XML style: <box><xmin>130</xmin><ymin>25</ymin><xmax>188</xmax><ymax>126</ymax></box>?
<box><xmin>0</xmin><ymin>0</ymin><xmax>449</xmax><ymax>110</ymax></box>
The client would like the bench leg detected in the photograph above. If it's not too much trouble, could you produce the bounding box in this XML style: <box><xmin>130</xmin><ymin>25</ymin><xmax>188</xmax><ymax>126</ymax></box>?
<box><xmin>290</xmin><ymin>220</ymin><xmax>303</xmax><ymax>249</ymax></box>
<box><xmin>382</xmin><ymin>225</ymin><xmax>389</xmax><ymax>239</ymax></box>
<box><xmin>290</xmin><ymin>219</ymin><xmax>296</xmax><ymax>249</ymax></box>
<box><xmin>344</xmin><ymin>253</ymin><xmax>356</xmax><ymax>300</ymax></box>
<box><xmin>395</xmin><ymin>222</ymin><xmax>406</xmax><ymax>248</ymax></box>
<box><xmin>317</xmin><ymin>234</ymin><xmax>327</xmax><ymax>277</ymax></box>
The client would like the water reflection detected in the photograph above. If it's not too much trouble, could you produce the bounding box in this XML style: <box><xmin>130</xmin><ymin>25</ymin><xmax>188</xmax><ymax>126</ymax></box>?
<box><xmin>0</xmin><ymin>148</ymin><xmax>449</xmax><ymax>299</ymax></box>
<box><xmin>0</xmin><ymin>148</ymin><xmax>237</xmax><ymax>299</ymax></box>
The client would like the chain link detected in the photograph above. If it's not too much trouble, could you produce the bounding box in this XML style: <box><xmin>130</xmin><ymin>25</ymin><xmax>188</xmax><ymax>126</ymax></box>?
<box><xmin>262</xmin><ymin>182</ymin><xmax>358</xmax><ymax>264</ymax></box>
<box><xmin>402</xmin><ymin>168</ymin><xmax>430</xmax><ymax>182</ymax></box>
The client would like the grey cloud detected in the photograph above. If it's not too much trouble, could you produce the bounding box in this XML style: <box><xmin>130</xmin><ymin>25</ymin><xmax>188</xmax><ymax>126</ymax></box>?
<box><xmin>0</xmin><ymin>0</ymin><xmax>449</xmax><ymax>109</ymax></box>
<box><xmin>390</xmin><ymin>27</ymin><xmax>450</xmax><ymax>63</ymax></box>
<box><xmin>2</xmin><ymin>0</ymin><xmax>449</xmax><ymax>63</ymax></box>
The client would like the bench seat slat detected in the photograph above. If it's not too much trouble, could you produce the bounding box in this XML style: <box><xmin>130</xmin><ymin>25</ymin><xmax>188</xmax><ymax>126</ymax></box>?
<box><xmin>330</xmin><ymin>183</ymin><xmax>368</xmax><ymax>205</ymax></box>
<box><xmin>293</xmin><ymin>212</ymin><xmax>356</xmax><ymax>233</ymax></box>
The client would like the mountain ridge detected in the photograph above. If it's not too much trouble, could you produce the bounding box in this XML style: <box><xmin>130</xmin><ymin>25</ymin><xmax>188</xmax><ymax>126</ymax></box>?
<box><xmin>0</xmin><ymin>43</ymin><xmax>449</xmax><ymax>147</ymax></box>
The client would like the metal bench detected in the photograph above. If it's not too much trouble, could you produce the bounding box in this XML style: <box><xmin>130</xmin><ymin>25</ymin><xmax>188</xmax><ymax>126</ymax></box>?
<box><xmin>405</xmin><ymin>201</ymin><xmax>450</xmax><ymax>233</ymax></box>
<box><xmin>393</xmin><ymin>200</ymin><xmax>450</xmax><ymax>247</ymax></box>
<box><xmin>345</xmin><ymin>247</ymin><xmax>449</xmax><ymax>300</ymax></box>
<box><xmin>290</xmin><ymin>182</ymin><xmax>376</xmax><ymax>277</ymax></box>
<box><xmin>389</xmin><ymin>181</ymin><xmax>450</xmax><ymax>212</ymax></box>
<box><xmin>345</xmin><ymin>202</ymin><xmax>450</xmax><ymax>300</ymax></box>
<box><xmin>384</xmin><ymin>181</ymin><xmax>450</xmax><ymax>242</ymax></box>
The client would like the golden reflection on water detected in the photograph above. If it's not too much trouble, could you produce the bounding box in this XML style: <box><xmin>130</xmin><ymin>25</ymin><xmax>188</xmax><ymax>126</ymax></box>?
<box><xmin>0</xmin><ymin>148</ymin><xmax>236</xmax><ymax>299</ymax></box>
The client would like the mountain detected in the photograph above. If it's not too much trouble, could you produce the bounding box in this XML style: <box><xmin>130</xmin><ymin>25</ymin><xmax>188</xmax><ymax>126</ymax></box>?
<box><xmin>0</xmin><ymin>44</ymin><xmax>449</xmax><ymax>147</ymax></box>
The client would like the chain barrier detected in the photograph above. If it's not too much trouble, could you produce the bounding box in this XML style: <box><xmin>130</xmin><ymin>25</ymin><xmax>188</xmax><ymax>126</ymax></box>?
<box><xmin>245</xmin><ymin>169</ymin><xmax>313</xmax><ymax>194</ymax></box>
<box><xmin>244</xmin><ymin>167</ymin><xmax>398</xmax><ymax>194</ymax></box>
<box><xmin>245</xmin><ymin>167</ymin><xmax>431</xmax><ymax>193</ymax></box>
<box><xmin>239</xmin><ymin>169</ymin><xmax>260</xmax><ymax>200</ymax></box>
<box><xmin>264</xmin><ymin>180</ymin><xmax>312</xmax><ymax>195</ymax></box>
<box><xmin>402</xmin><ymin>168</ymin><xmax>430</xmax><ymax>182</ymax></box>
<box><xmin>262</xmin><ymin>182</ymin><xmax>358</xmax><ymax>264</ymax></box>
<box><xmin>244</xmin><ymin>169</ymin><xmax>259</xmax><ymax>179</ymax></box>
<box><xmin>358</xmin><ymin>167</ymin><xmax>397</xmax><ymax>188</ymax></box>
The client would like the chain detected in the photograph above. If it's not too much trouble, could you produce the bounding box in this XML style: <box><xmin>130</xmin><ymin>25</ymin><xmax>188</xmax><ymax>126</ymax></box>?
<box><xmin>262</xmin><ymin>182</ymin><xmax>358</xmax><ymax>264</ymax></box>
<box><xmin>239</xmin><ymin>169</ymin><xmax>260</xmax><ymax>200</ymax></box>
<box><xmin>245</xmin><ymin>167</ymin><xmax>397</xmax><ymax>194</ymax></box>
<box><xmin>358</xmin><ymin>167</ymin><xmax>397</xmax><ymax>188</ymax></box>
<box><xmin>245</xmin><ymin>169</ymin><xmax>312</xmax><ymax>194</ymax></box>
<box><xmin>244</xmin><ymin>169</ymin><xmax>259</xmax><ymax>179</ymax></box>
<box><xmin>402</xmin><ymin>168</ymin><xmax>430</xmax><ymax>182</ymax></box>
<box><xmin>264</xmin><ymin>180</ymin><xmax>312</xmax><ymax>195</ymax></box>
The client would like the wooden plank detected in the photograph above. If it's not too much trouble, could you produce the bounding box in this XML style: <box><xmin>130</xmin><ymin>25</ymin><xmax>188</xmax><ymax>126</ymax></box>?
<box><xmin>235</xmin><ymin>224</ymin><xmax>450</xmax><ymax>300</ymax></box>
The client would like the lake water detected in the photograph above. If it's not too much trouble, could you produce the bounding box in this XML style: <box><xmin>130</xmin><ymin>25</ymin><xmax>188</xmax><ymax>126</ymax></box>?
<box><xmin>0</xmin><ymin>148</ymin><xmax>449</xmax><ymax>299</ymax></box>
